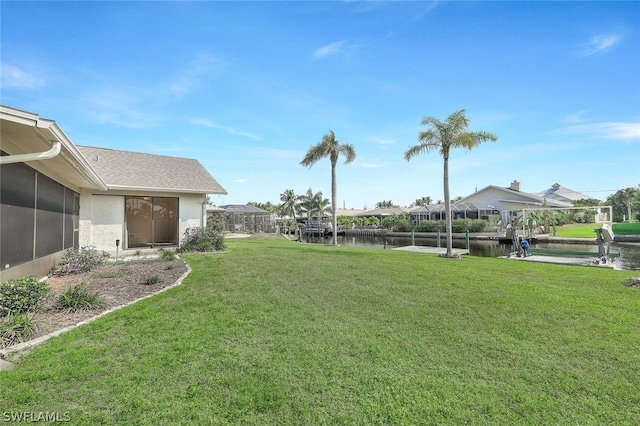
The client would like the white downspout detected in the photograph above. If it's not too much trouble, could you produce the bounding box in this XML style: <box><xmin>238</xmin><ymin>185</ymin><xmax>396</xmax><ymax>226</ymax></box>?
<box><xmin>0</xmin><ymin>142</ymin><xmax>62</xmax><ymax>164</ymax></box>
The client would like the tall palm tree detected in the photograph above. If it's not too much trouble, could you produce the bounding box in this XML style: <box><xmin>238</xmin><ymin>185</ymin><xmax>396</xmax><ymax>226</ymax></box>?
<box><xmin>279</xmin><ymin>189</ymin><xmax>299</xmax><ymax>221</ymax></box>
<box><xmin>300</xmin><ymin>130</ymin><xmax>356</xmax><ymax>245</ymax></box>
<box><xmin>404</xmin><ymin>110</ymin><xmax>497</xmax><ymax>257</ymax></box>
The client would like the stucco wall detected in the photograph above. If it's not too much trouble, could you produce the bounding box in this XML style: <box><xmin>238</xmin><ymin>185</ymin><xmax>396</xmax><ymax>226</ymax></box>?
<box><xmin>90</xmin><ymin>195</ymin><xmax>125</xmax><ymax>252</ymax></box>
<box><xmin>79</xmin><ymin>191</ymin><xmax>206</xmax><ymax>253</ymax></box>
<box><xmin>179</xmin><ymin>194</ymin><xmax>207</xmax><ymax>240</ymax></box>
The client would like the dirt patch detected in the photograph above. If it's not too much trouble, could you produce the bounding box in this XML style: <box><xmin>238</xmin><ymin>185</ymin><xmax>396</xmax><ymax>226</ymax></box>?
<box><xmin>27</xmin><ymin>258</ymin><xmax>189</xmax><ymax>342</ymax></box>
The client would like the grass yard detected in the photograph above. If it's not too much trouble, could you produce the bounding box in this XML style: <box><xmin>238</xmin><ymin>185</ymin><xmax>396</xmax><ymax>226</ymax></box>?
<box><xmin>613</xmin><ymin>222</ymin><xmax>640</xmax><ymax>235</ymax></box>
<box><xmin>1</xmin><ymin>235</ymin><xmax>639</xmax><ymax>424</ymax></box>
<box><xmin>554</xmin><ymin>222</ymin><xmax>640</xmax><ymax>238</ymax></box>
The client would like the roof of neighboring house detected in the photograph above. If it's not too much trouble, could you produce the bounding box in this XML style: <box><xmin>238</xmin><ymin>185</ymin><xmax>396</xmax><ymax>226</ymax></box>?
<box><xmin>334</xmin><ymin>208</ymin><xmax>368</xmax><ymax>217</ymax></box>
<box><xmin>220</xmin><ymin>204</ymin><xmax>270</xmax><ymax>214</ymax></box>
<box><xmin>458</xmin><ymin>185</ymin><xmax>573</xmax><ymax>208</ymax></box>
<box><xmin>354</xmin><ymin>206</ymin><xmax>410</xmax><ymax>217</ymax></box>
<box><xmin>77</xmin><ymin>145</ymin><xmax>227</xmax><ymax>195</ymax></box>
<box><xmin>536</xmin><ymin>183</ymin><xmax>590</xmax><ymax>202</ymax></box>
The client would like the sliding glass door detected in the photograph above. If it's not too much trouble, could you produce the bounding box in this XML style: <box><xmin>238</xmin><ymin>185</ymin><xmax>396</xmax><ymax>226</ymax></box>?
<box><xmin>125</xmin><ymin>196</ymin><xmax>178</xmax><ymax>248</ymax></box>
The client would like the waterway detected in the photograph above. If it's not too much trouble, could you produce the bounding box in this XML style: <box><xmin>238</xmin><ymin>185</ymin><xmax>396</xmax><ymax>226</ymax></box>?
<box><xmin>303</xmin><ymin>234</ymin><xmax>640</xmax><ymax>271</ymax></box>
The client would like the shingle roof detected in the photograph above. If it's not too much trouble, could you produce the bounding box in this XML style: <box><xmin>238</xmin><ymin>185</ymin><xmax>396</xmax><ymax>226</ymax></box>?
<box><xmin>77</xmin><ymin>146</ymin><xmax>227</xmax><ymax>194</ymax></box>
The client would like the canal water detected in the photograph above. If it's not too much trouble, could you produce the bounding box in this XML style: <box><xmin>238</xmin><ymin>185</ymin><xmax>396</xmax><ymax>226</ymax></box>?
<box><xmin>304</xmin><ymin>234</ymin><xmax>640</xmax><ymax>271</ymax></box>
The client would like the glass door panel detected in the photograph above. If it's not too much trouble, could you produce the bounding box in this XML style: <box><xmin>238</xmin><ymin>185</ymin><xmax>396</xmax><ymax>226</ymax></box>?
<box><xmin>126</xmin><ymin>197</ymin><xmax>152</xmax><ymax>248</ymax></box>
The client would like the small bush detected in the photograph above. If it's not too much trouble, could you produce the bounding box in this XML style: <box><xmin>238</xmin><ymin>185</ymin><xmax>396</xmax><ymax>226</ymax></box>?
<box><xmin>55</xmin><ymin>284</ymin><xmax>105</xmax><ymax>314</ymax></box>
<box><xmin>56</xmin><ymin>246</ymin><xmax>109</xmax><ymax>274</ymax></box>
<box><xmin>160</xmin><ymin>248</ymin><xmax>176</xmax><ymax>261</ymax></box>
<box><xmin>1</xmin><ymin>312</ymin><xmax>39</xmax><ymax>348</ymax></box>
<box><xmin>0</xmin><ymin>277</ymin><xmax>50</xmax><ymax>317</ymax></box>
<box><xmin>178</xmin><ymin>227</ymin><xmax>226</xmax><ymax>252</ymax></box>
<box><xmin>144</xmin><ymin>275</ymin><xmax>160</xmax><ymax>285</ymax></box>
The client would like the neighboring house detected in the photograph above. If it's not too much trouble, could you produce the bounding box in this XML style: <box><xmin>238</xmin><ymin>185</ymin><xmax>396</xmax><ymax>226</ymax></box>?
<box><xmin>1</xmin><ymin>105</ymin><xmax>226</xmax><ymax>281</ymax></box>
<box><xmin>355</xmin><ymin>207</ymin><xmax>410</xmax><ymax>223</ymax></box>
<box><xmin>536</xmin><ymin>183</ymin><xmax>590</xmax><ymax>204</ymax></box>
<box><xmin>454</xmin><ymin>180</ymin><xmax>572</xmax><ymax>223</ymax></box>
<box><xmin>409</xmin><ymin>180</ymin><xmax>573</xmax><ymax>225</ymax></box>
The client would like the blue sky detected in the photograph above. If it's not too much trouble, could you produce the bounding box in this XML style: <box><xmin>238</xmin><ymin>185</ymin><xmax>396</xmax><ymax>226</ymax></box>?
<box><xmin>2</xmin><ymin>1</ymin><xmax>639</xmax><ymax>209</ymax></box>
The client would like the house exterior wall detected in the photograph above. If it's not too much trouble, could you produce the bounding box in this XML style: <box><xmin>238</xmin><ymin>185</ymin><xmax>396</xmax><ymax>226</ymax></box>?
<box><xmin>80</xmin><ymin>193</ymin><xmax>125</xmax><ymax>252</ymax></box>
<box><xmin>78</xmin><ymin>190</ymin><xmax>206</xmax><ymax>254</ymax></box>
<box><xmin>179</xmin><ymin>194</ymin><xmax>207</xmax><ymax>238</ymax></box>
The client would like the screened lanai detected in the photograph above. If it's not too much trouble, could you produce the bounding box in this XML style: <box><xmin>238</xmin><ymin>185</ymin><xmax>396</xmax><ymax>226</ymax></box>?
<box><xmin>220</xmin><ymin>204</ymin><xmax>272</xmax><ymax>233</ymax></box>
<box><xmin>410</xmin><ymin>202</ymin><xmax>497</xmax><ymax>224</ymax></box>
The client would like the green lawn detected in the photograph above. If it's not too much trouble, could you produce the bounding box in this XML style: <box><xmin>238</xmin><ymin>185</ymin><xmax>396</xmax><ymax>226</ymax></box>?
<box><xmin>554</xmin><ymin>222</ymin><xmax>640</xmax><ymax>238</ymax></box>
<box><xmin>1</xmin><ymin>235</ymin><xmax>639</xmax><ymax>424</ymax></box>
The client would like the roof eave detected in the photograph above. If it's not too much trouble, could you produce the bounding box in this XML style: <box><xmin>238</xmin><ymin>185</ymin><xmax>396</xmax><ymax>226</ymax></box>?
<box><xmin>106</xmin><ymin>184</ymin><xmax>228</xmax><ymax>195</ymax></box>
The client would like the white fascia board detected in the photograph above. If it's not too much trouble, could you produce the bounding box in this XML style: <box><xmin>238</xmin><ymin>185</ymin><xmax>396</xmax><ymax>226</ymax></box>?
<box><xmin>41</xmin><ymin>121</ymin><xmax>109</xmax><ymax>191</ymax></box>
<box><xmin>106</xmin><ymin>184</ymin><xmax>227</xmax><ymax>195</ymax></box>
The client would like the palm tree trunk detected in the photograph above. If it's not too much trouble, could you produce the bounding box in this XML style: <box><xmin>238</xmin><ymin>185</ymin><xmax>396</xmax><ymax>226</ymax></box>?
<box><xmin>443</xmin><ymin>151</ymin><xmax>453</xmax><ymax>256</ymax></box>
<box><xmin>331</xmin><ymin>161</ymin><xmax>338</xmax><ymax>246</ymax></box>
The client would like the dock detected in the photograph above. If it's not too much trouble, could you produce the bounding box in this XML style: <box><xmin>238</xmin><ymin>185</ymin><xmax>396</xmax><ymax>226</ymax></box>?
<box><xmin>392</xmin><ymin>245</ymin><xmax>469</xmax><ymax>256</ymax></box>
<box><xmin>502</xmin><ymin>254</ymin><xmax>618</xmax><ymax>269</ymax></box>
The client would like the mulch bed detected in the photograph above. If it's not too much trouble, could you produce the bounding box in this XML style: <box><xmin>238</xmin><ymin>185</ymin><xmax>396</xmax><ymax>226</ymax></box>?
<box><xmin>28</xmin><ymin>258</ymin><xmax>189</xmax><ymax>342</ymax></box>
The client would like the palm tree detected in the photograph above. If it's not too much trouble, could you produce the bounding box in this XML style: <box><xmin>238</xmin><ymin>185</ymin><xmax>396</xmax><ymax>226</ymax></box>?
<box><xmin>298</xmin><ymin>188</ymin><xmax>330</xmax><ymax>220</ymax></box>
<box><xmin>375</xmin><ymin>200</ymin><xmax>397</xmax><ymax>209</ymax></box>
<box><xmin>279</xmin><ymin>189</ymin><xmax>299</xmax><ymax>221</ymax></box>
<box><xmin>607</xmin><ymin>187</ymin><xmax>640</xmax><ymax>221</ymax></box>
<box><xmin>404</xmin><ymin>110</ymin><xmax>497</xmax><ymax>257</ymax></box>
<box><xmin>414</xmin><ymin>196</ymin><xmax>433</xmax><ymax>207</ymax></box>
<box><xmin>300</xmin><ymin>130</ymin><xmax>356</xmax><ymax>245</ymax></box>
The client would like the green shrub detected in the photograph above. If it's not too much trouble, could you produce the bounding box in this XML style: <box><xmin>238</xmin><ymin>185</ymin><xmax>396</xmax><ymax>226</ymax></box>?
<box><xmin>178</xmin><ymin>227</ymin><xmax>226</xmax><ymax>252</ymax></box>
<box><xmin>416</xmin><ymin>220</ymin><xmax>446</xmax><ymax>232</ymax></box>
<box><xmin>56</xmin><ymin>246</ymin><xmax>109</xmax><ymax>274</ymax></box>
<box><xmin>160</xmin><ymin>248</ymin><xmax>176</xmax><ymax>261</ymax></box>
<box><xmin>54</xmin><ymin>284</ymin><xmax>105</xmax><ymax>314</ymax></box>
<box><xmin>0</xmin><ymin>312</ymin><xmax>39</xmax><ymax>348</ymax></box>
<box><xmin>0</xmin><ymin>277</ymin><xmax>50</xmax><ymax>317</ymax></box>
<box><xmin>207</xmin><ymin>213</ymin><xmax>227</xmax><ymax>233</ymax></box>
<box><xmin>144</xmin><ymin>275</ymin><xmax>160</xmax><ymax>285</ymax></box>
<box><xmin>415</xmin><ymin>219</ymin><xmax>487</xmax><ymax>233</ymax></box>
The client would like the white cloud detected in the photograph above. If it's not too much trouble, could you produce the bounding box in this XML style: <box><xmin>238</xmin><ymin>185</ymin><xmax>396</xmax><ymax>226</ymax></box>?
<box><xmin>314</xmin><ymin>41</ymin><xmax>349</xmax><ymax>58</ymax></box>
<box><xmin>84</xmin><ymin>89</ymin><xmax>160</xmax><ymax>128</ymax></box>
<box><xmin>560</xmin><ymin>110</ymin><xmax>591</xmax><ymax>124</ymax></box>
<box><xmin>371</xmin><ymin>136</ymin><xmax>397</xmax><ymax>146</ymax></box>
<box><xmin>169</xmin><ymin>53</ymin><xmax>226</xmax><ymax>97</ymax></box>
<box><xmin>579</xmin><ymin>33</ymin><xmax>623</xmax><ymax>57</ymax></box>
<box><xmin>0</xmin><ymin>63</ymin><xmax>45</xmax><ymax>89</ymax></box>
<box><xmin>191</xmin><ymin>118</ymin><xmax>262</xmax><ymax>141</ymax></box>
<box><xmin>559</xmin><ymin>121</ymin><xmax>640</xmax><ymax>141</ymax></box>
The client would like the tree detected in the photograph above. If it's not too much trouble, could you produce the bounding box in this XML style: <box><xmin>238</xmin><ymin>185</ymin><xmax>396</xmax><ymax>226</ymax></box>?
<box><xmin>248</xmin><ymin>201</ymin><xmax>276</xmax><ymax>214</ymax></box>
<box><xmin>300</xmin><ymin>130</ymin><xmax>356</xmax><ymax>245</ymax></box>
<box><xmin>404</xmin><ymin>110</ymin><xmax>497</xmax><ymax>257</ymax></box>
<box><xmin>414</xmin><ymin>196</ymin><xmax>433</xmax><ymax>207</ymax></box>
<box><xmin>375</xmin><ymin>200</ymin><xmax>397</xmax><ymax>209</ymax></box>
<box><xmin>606</xmin><ymin>187</ymin><xmax>640</xmax><ymax>222</ymax></box>
<box><xmin>298</xmin><ymin>188</ymin><xmax>330</xmax><ymax>220</ymax></box>
<box><xmin>279</xmin><ymin>189</ymin><xmax>299</xmax><ymax>220</ymax></box>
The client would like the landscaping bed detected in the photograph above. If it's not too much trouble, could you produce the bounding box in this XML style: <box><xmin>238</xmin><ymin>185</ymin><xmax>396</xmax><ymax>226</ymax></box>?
<box><xmin>5</xmin><ymin>258</ymin><xmax>188</xmax><ymax>347</ymax></box>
